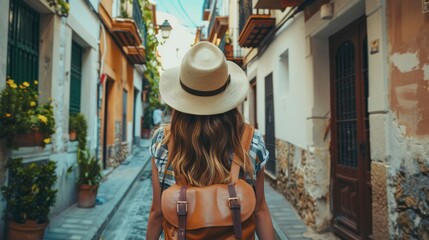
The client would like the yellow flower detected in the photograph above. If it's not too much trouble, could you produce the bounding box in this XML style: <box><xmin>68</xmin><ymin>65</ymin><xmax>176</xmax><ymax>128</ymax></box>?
<box><xmin>7</xmin><ymin>79</ymin><xmax>14</xmax><ymax>86</ymax></box>
<box><xmin>23</xmin><ymin>81</ymin><xmax>30</xmax><ymax>87</ymax></box>
<box><xmin>34</xmin><ymin>80</ymin><xmax>38</xmax><ymax>85</ymax></box>
<box><xmin>30</xmin><ymin>101</ymin><xmax>36</xmax><ymax>107</ymax></box>
<box><xmin>43</xmin><ymin>138</ymin><xmax>51</xmax><ymax>144</ymax></box>
<box><xmin>11</xmin><ymin>83</ymin><xmax>17</xmax><ymax>89</ymax></box>
<box><xmin>38</xmin><ymin>114</ymin><xmax>48</xmax><ymax>124</ymax></box>
<box><xmin>5</xmin><ymin>113</ymin><xmax>11</xmax><ymax>117</ymax></box>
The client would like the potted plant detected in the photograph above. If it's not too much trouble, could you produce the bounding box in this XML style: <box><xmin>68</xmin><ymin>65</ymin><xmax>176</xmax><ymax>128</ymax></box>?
<box><xmin>0</xmin><ymin>78</ymin><xmax>55</xmax><ymax>149</ymax></box>
<box><xmin>76</xmin><ymin>149</ymin><xmax>103</xmax><ymax>208</ymax></box>
<box><xmin>142</xmin><ymin>107</ymin><xmax>153</xmax><ymax>139</ymax></box>
<box><xmin>1</xmin><ymin>157</ymin><xmax>58</xmax><ymax>240</ymax></box>
<box><xmin>68</xmin><ymin>114</ymin><xmax>78</xmax><ymax>141</ymax></box>
<box><xmin>68</xmin><ymin>113</ymin><xmax>87</xmax><ymax>147</ymax></box>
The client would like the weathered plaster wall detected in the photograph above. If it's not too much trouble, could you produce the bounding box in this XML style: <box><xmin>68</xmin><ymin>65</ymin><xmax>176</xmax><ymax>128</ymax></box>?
<box><xmin>388</xmin><ymin>0</ymin><xmax>429</xmax><ymax>137</ymax></box>
<box><xmin>386</xmin><ymin>1</ymin><xmax>429</xmax><ymax>239</ymax></box>
<box><xmin>273</xmin><ymin>138</ymin><xmax>331</xmax><ymax>231</ymax></box>
<box><xmin>386</xmin><ymin>117</ymin><xmax>429</xmax><ymax>239</ymax></box>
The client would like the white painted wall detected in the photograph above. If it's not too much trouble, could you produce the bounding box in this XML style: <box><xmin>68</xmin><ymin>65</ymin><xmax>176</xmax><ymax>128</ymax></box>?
<box><xmin>67</xmin><ymin>0</ymin><xmax>100</xmax><ymax>153</ymax></box>
<box><xmin>69</xmin><ymin>0</ymin><xmax>100</xmax><ymax>43</ymax></box>
<box><xmin>133</xmin><ymin>69</ymin><xmax>143</xmax><ymax>142</ymax></box>
<box><xmin>248</xmin><ymin>14</ymin><xmax>308</xmax><ymax>148</ymax></box>
<box><xmin>228</xmin><ymin>0</ymin><xmax>242</xmax><ymax>58</ymax></box>
<box><xmin>87</xmin><ymin>0</ymin><xmax>99</xmax><ymax>12</ymax></box>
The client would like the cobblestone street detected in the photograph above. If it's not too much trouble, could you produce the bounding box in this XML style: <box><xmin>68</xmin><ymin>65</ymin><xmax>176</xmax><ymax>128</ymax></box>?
<box><xmin>101</xmin><ymin>165</ymin><xmax>153</xmax><ymax>240</ymax></box>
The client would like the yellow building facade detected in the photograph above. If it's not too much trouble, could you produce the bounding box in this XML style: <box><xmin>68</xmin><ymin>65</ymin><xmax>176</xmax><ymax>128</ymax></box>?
<box><xmin>99</xmin><ymin>0</ymin><xmax>145</xmax><ymax>167</ymax></box>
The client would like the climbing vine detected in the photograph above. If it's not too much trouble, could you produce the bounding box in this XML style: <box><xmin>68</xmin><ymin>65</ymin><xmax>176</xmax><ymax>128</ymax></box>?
<box><xmin>140</xmin><ymin>0</ymin><xmax>162</xmax><ymax>109</ymax></box>
<box><xmin>45</xmin><ymin>0</ymin><xmax>70</xmax><ymax>17</ymax></box>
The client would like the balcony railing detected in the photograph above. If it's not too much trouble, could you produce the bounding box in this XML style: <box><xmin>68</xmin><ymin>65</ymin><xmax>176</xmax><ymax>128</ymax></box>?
<box><xmin>220</xmin><ymin>36</ymin><xmax>244</xmax><ymax>67</ymax></box>
<box><xmin>132</xmin><ymin>0</ymin><xmax>146</xmax><ymax>48</ymax></box>
<box><xmin>207</xmin><ymin>0</ymin><xmax>218</xmax><ymax>39</ymax></box>
<box><xmin>105</xmin><ymin>0</ymin><xmax>146</xmax><ymax>64</ymax></box>
<box><xmin>253</xmin><ymin>0</ymin><xmax>303</xmax><ymax>10</ymax></box>
<box><xmin>238</xmin><ymin>0</ymin><xmax>274</xmax><ymax>48</ymax></box>
<box><xmin>202</xmin><ymin>0</ymin><xmax>213</xmax><ymax>20</ymax></box>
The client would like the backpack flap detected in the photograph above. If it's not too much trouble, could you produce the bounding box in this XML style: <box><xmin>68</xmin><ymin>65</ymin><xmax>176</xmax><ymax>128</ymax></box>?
<box><xmin>161</xmin><ymin>179</ymin><xmax>256</xmax><ymax>229</ymax></box>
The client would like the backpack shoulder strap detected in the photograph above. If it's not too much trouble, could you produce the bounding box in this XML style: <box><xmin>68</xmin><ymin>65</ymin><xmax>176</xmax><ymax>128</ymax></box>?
<box><xmin>230</xmin><ymin>124</ymin><xmax>255</xmax><ymax>182</ymax></box>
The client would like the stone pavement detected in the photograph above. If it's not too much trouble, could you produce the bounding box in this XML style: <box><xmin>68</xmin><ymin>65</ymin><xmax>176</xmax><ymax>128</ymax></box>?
<box><xmin>44</xmin><ymin>140</ymin><xmax>152</xmax><ymax>240</ymax></box>
<box><xmin>265</xmin><ymin>183</ymin><xmax>310</xmax><ymax>240</ymax></box>
<box><xmin>44</xmin><ymin>137</ymin><xmax>335</xmax><ymax>240</ymax></box>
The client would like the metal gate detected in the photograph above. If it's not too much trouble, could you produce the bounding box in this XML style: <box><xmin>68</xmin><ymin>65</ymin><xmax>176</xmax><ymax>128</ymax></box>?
<box><xmin>7</xmin><ymin>0</ymin><xmax>40</xmax><ymax>85</ymax></box>
<box><xmin>265</xmin><ymin>73</ymin><xmax>276</xmax><ymax>175</ymax></box>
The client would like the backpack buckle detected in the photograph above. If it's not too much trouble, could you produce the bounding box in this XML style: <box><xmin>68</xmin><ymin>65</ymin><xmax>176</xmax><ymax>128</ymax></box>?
<box><xmin>177</xmin><ymin>201</ymin><xmax>188</xmax><ymax>214</ymax></box>
<box><xmin>228</xmin><ymin>197</ymin><xmax>240</xmax><ymax>208</ymax></box>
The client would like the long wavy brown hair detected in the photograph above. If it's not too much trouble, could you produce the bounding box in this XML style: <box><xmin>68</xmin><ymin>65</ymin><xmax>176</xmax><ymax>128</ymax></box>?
<box><xmin>162</xmin><ymin>108</ymin><xmax>253</xmax><ymax>187</ymax></box>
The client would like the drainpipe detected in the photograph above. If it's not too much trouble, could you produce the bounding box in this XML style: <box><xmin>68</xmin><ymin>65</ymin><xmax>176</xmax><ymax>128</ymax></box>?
<box><xmin>97</xmin><ymin>22</ymin><xmax>107</xmax><ymax>165</ymax></box>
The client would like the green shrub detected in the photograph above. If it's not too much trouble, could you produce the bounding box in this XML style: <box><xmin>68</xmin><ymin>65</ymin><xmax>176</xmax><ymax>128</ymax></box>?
<box><xmin>69</xmin><ymin>113</ymin><xmax>87</xmax><ymax>150</ymax></box>
<box><xmin>76</xmin><ymin>149</ymin><xmax>103</xmax><ymax>186</ymax></box>
<box><xmin>1</xmin><ymin>158</ymin><xmax>58</xmax><ymax>223</ymax></box>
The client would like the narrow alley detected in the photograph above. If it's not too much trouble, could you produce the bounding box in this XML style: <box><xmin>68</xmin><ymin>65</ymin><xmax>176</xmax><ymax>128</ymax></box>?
<box><xmin>0</xmin><ymin>0</ymin><xmax>428</xmax><ymax>239</ymax></box>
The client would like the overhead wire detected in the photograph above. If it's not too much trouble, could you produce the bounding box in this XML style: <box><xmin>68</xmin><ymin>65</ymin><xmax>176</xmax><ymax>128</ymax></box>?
<box><xmin>177</xmin><ymin>0</ymin><xmax>199</xmax><ymax>27</ymax></box>
<box><xmin>157</xmin><ymin>0</ymin><xmax>170</xmax><ymax>13</ymax></box>
<box><xmin>165</xmin><ymin>0</ymin><xmax>200</xmax><ymax>28</ymax></box>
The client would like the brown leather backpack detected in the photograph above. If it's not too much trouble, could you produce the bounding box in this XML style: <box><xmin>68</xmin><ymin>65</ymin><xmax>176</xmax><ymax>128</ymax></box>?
<box><xmin>161</xmin><ymin>125</ymin><xmax>256</xmax><ymax>240</ymax></box>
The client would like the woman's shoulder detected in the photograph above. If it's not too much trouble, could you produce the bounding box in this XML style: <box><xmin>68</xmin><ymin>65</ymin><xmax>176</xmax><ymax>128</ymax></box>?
<box><xmin>149</xmin><ymin>125</ymin><xmax>169</xmax><ymax>161</ymax></box>
<box><xmin>250</xmin><ymin>128</ymin><xmax>265</xmax><ymax>147</ymax></box>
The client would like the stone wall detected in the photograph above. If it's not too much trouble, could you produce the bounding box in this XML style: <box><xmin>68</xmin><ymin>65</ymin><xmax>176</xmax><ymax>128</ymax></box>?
<box><xmin>106</xmin><ymin>121</ymin><xmax>129</xmax><ymax>167</ymax></box>
<box><xmin>393</xmin><ymin>159</ymin><xmax>429</xmax><ymax>239</ymax></box>
<box><xmin>272</xmin><ymin>138</ymin><xmax>331</xmax><ymax>232</ymax></box>
<box><xmin>385</xmin><ymin>116</ymin><xmax>429</xmax><ymax>239</ymax></box>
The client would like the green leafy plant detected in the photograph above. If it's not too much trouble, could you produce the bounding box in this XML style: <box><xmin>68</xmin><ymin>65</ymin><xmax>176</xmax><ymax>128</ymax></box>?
<box><xmin>76</xmin><ymin>149</ymin><xmax>103</xmax><ymax>186</ymax></box>
<box><xmin>141</xmin><ymin>0</ymin><xmax>162</xmax><ymax>110</ymax></box>
<box><xmin>143</xmin><ymin>106</ymin><xmax>153</xmax><ymax>129</ymax></box>
<box><xmin>0</xmin><ymin>78</ymin><xmax>56</xmax><ymax>149</ymax></box>
<box><xmin>1</xmin><ymin>157</ymin><xmax>58</xmax><ymax>224</ymax></box>
<box><xmin>69</xmin><ymin>113</ymin><xmax>87</xmax><ymax>149</ymax></box>
<box><xmin>45</xmin><ymin>0</ymin><xmax>70</xmax><ymax>17</ymax></box>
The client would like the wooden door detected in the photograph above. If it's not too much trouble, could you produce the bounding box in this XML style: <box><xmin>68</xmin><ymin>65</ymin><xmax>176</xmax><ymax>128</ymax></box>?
<box><xmin>102</xmin><ymin>79</ymin><xmax>113</xmax><ymax>169</ymax></box>
<box><xmin>265</xmin><ymin>73</ymin><xmax>276</xmax><ymax>175</ymax></box>
<box><xmin>330</xmin><ymin>17</ymin><xmax>372</xmax><ymax>240</ymax></box>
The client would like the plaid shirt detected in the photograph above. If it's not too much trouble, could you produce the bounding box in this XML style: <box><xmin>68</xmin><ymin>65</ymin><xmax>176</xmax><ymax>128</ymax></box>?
<box><xmin>149</xmin><ymin>126</ymin><xmax>269</xmax><ymax>187</ymax></box>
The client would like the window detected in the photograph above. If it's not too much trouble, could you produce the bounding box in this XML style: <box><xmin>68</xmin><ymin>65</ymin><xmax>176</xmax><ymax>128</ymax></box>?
<box><xmin>70</xmin><ymin>41</ymin><xmax>83</xmax><ymax>115</ymax></box>
<box><xmin>279</xmin><ymin>50</ymin><xmax>290</xmax><ymax>96</ymax></box>
<box><xmin>7</xmin><ymin>1</ymin><xmax>40</xmax><ymax>85</ymax></box>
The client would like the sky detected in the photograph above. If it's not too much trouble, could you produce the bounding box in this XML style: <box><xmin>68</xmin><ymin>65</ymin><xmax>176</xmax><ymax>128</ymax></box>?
<box><xmin>155</xmin><ymin>0</ymin><xmax>205</xmax><ymax>32</ymax></box>
<box><xmin>153</xmin><ymin>0</ymin><xmax>205</xmax><ymax>70</ymax></box>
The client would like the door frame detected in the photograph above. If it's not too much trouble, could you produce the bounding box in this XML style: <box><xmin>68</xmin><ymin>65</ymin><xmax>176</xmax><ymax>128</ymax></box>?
<box><xmin>329</xmin><ymin>16</ymin><xmax>372</xmax><ymax>240</ymax></box>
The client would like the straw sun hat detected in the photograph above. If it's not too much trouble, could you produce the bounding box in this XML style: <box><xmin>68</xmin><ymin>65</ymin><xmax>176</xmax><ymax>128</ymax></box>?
<box><xmin>159</xmin><ymin>41</ymin><xmax>249</xmax><ymax>115</ymax></box>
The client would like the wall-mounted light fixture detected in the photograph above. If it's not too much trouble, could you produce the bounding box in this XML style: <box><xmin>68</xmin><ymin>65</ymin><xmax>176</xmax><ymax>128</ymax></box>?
<box><xmin>321</xmin><ymin>2</ymin><xmax>334</xmax><ymax>20</ymax></box>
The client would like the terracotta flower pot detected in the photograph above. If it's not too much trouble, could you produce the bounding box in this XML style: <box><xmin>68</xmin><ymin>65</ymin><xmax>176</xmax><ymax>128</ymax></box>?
<box><xmin>69</xmin><ymin>130</ymin><xmax>77</xmax><ymax>141</ymax></box>
<box><xmin>142</xmin><ymin>128</ymin><xmax>151</xmax><ymax>139</ymax></box>
<box><xmin>8</xmin><ymin>220</ymin><xmax>48</xmax><ymax>240</ymax></box>
<box><xmin>13</xmin><ymin>130</ymin><xmax>46</xmax><ymax>147</ymax></box>
<box><xmin>77</xmin><ymin>184</ymin><xmax>99</xmax><ymax>208</ymax></box>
